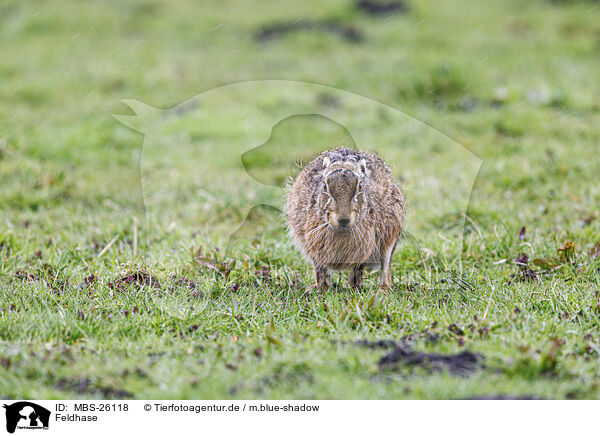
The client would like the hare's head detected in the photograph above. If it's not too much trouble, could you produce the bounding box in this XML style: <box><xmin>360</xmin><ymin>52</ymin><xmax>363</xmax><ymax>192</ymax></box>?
<box><xmin>318</xmin><ymin>154</ymin><xmax>368</xmax><ymax>230</ymax></box>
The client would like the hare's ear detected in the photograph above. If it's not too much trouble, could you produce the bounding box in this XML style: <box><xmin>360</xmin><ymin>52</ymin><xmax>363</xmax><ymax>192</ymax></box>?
<box><xmin>322</xmin><ymin>156</ymin><xmax>331</xmax><ymax>169</ymax></box>
<box><xmin>358</xmin><ymin>158</ymin><xmax>369</xmax><ymax>177</ymax></box>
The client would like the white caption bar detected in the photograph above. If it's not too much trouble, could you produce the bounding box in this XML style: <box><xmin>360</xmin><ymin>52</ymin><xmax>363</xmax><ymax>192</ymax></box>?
<box><xmin>1</xmin><ymin>400</ymin><xmax>596</xmax><ymax>436</ymax></box>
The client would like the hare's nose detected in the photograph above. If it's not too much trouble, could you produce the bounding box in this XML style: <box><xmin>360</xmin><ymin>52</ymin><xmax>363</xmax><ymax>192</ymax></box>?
<box><xmin>338</xmin><ymin>218</ymin><xmax>350</xmax><ymax>227</ymax></box>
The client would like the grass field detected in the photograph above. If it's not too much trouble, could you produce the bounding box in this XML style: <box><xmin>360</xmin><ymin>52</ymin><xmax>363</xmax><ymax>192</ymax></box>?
<box><xmin>1</xmin><ymin>0</ymin><xmax>600</xmax><ymax>399</ymax></box>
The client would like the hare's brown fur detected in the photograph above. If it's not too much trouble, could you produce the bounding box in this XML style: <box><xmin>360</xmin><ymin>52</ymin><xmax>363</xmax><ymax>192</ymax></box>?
<box><xmin>285</xmin><ymin>147</ymin><xmax>406</xmax><ymax>291</ymax></box>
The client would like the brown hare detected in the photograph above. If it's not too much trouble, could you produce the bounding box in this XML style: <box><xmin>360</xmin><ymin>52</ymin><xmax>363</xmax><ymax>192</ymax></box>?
<box><xmin>286</xmin><ymin>147</ymin><xmax>406</xmax><ymax>293</ymax></box>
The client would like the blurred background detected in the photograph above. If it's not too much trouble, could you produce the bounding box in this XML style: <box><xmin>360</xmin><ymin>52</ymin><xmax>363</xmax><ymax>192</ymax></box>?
<box><xmin>1</xmin><ymin>0</ymin><xmax>599</xmax><ymax>258</ymax></box>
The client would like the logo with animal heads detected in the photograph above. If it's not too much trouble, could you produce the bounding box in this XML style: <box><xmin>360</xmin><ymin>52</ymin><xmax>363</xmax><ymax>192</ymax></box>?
<box><xmin>3</xmin><ymin>402</ymin><xmax>50</xmax><ymax>434</ymax></box>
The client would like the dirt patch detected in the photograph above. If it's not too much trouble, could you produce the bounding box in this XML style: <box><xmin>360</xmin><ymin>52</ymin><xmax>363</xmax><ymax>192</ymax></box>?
<box><xmin>354</xmin><ymin>339</ymin><xmax>399</xmax><ymax>349</ymax></box>
<box><xmin>108</xmin><ymin>270</ymin><xmax>161</xmax><ymax>291</ymax></box>
<box><xmin>356</xmin><ymin>0</ymin><xmax>409</xmax><ymax>16</ymax></box>
<box><xmin>255</xmin><ymin>20</ymin><xmax>363</xmax><ymax>43</ymax></box>
<box><xmin>379</xmin><ymin>348</ymin><xmax>483</xmax><ymax>375</ymax></box>
<box><xmin>169</xmin><ymin>275</ymin><xmax>198</xmax><ymax>291</ymax></box>
<box><xmin>589</xmin><ymin>241</ymin><xmax>600</xmax><ymax>259</ymax></box>
<box><xmin>55</xmin><ymin>378</ymin><xmax>133</xmax><ymax>399</ymax></box>
<box><xmin>14</xmin><ymin>266</ymin><xmax>70</xmax><ymax>294</ymax></box>
<box><xmin>81</xmin><ymin>274</ymin><xmax>97</xmax><ymax>287</ymax></box>
<box><xmin>513</xmin><ymin>254</ymin><xmax>540</xmax><ymax>282</ymax></box>
<box><xmin>14</xmin><ymin>270</ymin><xmax>40</xmax><ymax>282</ymax></box>
<box><xmin>352</xmin><ymin>332</ymin><xmax>440</xmax><ymax>350</ymax></box>
<box><xmin>448</xmin><ymin>323</ymin><xmax>465</xmax><ymax>336</ymax></box>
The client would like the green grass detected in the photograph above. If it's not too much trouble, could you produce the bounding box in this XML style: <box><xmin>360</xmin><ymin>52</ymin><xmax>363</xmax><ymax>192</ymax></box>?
<box><xmin>1</xmin><ymin>0</ymin><xmax>600</xmax><ymax>399</ymax></box>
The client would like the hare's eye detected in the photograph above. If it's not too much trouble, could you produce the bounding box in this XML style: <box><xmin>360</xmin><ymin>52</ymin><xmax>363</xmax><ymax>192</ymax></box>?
<box><xmin>357</xmin><ymin>182</ymin><xmax>362</xmax><ymax>192</ymax></box>
<box><xmin>322</xmin><ymin>182</ymin><xmax>327</xmax><ymax>191</ymax></box>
